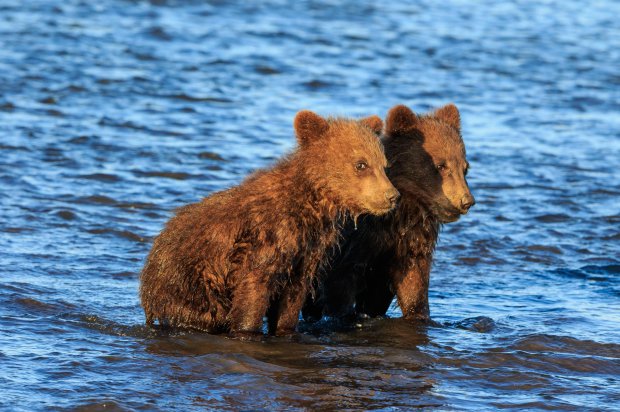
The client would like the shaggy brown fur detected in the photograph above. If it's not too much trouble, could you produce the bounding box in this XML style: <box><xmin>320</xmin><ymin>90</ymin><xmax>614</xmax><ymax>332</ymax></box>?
<box><xmin>302</xmin><ymin>104</ymin><xmax>474</xmax><ymax>322</ymax></box>
<box><xmin>139</xmin><ymin>110</ymin><xmax>399</xmax><ymax>338</ymax></box>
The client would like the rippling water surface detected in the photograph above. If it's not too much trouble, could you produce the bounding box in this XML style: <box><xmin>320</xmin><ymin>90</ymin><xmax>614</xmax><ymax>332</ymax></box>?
<box><xmin>1</xmin><ymin>0</ymin><xmax>619</xmax><ymax>410</ymax></box>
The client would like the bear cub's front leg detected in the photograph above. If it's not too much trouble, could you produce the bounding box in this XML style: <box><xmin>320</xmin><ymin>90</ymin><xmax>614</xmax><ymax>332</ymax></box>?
<box><xmin>267</xmin><ymin>281</ymin><xmax>310</xmax><ymax>336</ymax></box>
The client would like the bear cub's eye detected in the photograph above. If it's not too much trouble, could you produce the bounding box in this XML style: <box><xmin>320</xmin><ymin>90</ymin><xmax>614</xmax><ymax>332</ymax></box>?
<box><xmin>435</xmin><ymin>162</ymin><xmax>447</xmax><ymax>172</ymax></box>
<box><xmin>355</xmin><ymin>161</ymin><xmax>368</xmax><ymax>171</ymax></box>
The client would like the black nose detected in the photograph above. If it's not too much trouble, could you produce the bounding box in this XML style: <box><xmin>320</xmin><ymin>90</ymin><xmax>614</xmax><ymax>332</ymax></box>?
<box><xmin>386</xmin><ymin>188</ymin><xmax>400</xmax><ymax>206</ymax></box>
<box><xmin>460</xmin><ymin>194</ymin><xmax>475</xmax><ymax>211</ymax></box>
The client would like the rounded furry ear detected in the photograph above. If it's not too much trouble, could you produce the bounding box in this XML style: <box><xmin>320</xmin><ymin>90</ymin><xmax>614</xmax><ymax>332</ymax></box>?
<box><xmin>294</xmin><ymin>110</ymin><xmax>329</xmax><ymax>146</ymax></box>
<box><xmin>385</xmin><ymin>104</ymin><xmax>418</xmax><ymax>135</ymax></box>
<box><xmin>359</xmin><ymin>115</ymin><xmax>383</xmax><ymax>135</ymax></box>
<box><xmin>434</xmin><ymin>103</ymin><xmax>460</xmax><ymax>130</ymax></box>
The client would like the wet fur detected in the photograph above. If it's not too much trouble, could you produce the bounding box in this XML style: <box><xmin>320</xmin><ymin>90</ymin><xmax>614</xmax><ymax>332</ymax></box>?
<box><xmin>140</xmin><ymin>112</ymin><xmax>392</xmax><ymax>336</ymax></box>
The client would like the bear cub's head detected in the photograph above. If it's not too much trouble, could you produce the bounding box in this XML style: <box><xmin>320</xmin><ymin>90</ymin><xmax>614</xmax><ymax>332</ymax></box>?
<box><xmin>383</xmin><ymin>104</ymin><xmax>475</xmax><ymax>223</ymax></box>
<box><xmin>294</xmin><ymin>110</ymin><xmax>399</xmax><ymax>216</ymax></box>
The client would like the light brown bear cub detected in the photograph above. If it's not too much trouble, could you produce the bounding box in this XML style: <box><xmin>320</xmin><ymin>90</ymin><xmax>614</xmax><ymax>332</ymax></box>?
<box><xmin>140</xmin><ymin>110</ymin><xmax>399</xmax><ymax>338</ymax></box>
<box><xmin>303</xmin><ymin>104</ymin><xmax>474</xmax><ymax>322</ymax></box>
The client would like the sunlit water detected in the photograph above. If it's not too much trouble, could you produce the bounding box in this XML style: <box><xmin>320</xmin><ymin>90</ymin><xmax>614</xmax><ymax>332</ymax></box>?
<box><xmin>1</xmin><ymin>0</ymin><xmax>619</xmax><ymax>410</ymax></box>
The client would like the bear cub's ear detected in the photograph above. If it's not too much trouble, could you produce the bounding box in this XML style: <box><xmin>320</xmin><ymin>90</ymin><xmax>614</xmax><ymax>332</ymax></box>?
<box><xmin>433</xmin><ymin>103</ymin><xmax>460</xmax><ymax>130</ymax></box>
<box><xmin>294</xmin><ymin>110</ymin><xmax>329</xmax><ymax>146</ymax></box>
<box><xmin>385</xmin><ymin>104</ymin><xmax>419</xmax><ymax>136</ymax></box>
<box><xmin>359</xmin><ymin>115</ymin><xmax>383</xmax><ymax>136</ymax></box>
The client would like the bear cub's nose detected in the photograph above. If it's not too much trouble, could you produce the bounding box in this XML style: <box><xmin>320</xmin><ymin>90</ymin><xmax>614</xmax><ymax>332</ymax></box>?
<box><xmin>460</xmin><ymin>194</ymin><xmax>475</xmax><ymax>211</ymax></box>
<box><xmin>386</xmin><ymin>188</ymin><xmax>401</xmax><ymax>207</ymax></box>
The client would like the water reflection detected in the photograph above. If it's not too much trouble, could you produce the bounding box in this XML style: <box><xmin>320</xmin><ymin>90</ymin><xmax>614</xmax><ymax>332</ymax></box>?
<box><xmin>143</xmin><ymin>319</ymin><xmax>438</xmax><ymax>410</ymax></box>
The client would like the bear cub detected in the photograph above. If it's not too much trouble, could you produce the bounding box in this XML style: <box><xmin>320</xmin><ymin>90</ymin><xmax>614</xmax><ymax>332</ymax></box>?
<box><xmin>140</xmin><ymin>110</ymin><xmax>399</xmax><ymax>338</ymax></box>
<box><xmin>303</xmin><ymin>104</ymin><xmax>474</xmax><ymax>322</ymax></box>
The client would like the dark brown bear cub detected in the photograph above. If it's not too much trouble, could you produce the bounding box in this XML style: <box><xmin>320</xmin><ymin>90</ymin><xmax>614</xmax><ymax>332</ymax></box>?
<box><xmin>303</xmin><ymin>104</ymin><xmax>474</xmax><ymax>322</ymax></box>
<box><xmin>140</xmin><ymin>110</ymin><xmax>399</xmax><ymax>338</ymax></box>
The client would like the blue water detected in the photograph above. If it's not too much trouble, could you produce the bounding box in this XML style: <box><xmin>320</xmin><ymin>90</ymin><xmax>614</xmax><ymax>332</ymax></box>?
<box><xmin>1</xmin><ymin>0</ymin><xmax>619</xmax><ymax>410</ymax></box>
